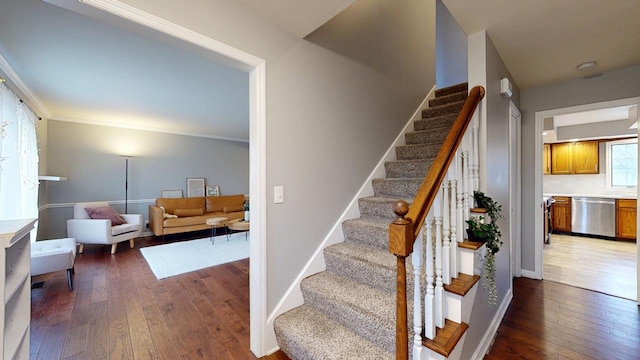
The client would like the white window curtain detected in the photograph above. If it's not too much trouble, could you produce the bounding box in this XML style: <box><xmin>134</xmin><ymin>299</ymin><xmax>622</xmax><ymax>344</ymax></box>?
<box><xmin>0</xmin><ymin>82</ymin><xmax>39</xmax><ymax>222</ymax></box>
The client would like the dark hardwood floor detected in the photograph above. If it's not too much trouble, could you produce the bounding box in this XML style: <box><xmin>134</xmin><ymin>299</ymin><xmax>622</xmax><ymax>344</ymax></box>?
<box><xmin>30</xmin><ymin>231</ymin><xmax>286</xmax><ymax>360</ymax></box>
<box><xmin>31</xmin><ymin>233</ymin><xmax>639</xmax><ymax>360</ymax></box>
<box><xmin>485</xmin><ymin>278</ymin><xmax>640</xmax><ymax>360</ymax></box>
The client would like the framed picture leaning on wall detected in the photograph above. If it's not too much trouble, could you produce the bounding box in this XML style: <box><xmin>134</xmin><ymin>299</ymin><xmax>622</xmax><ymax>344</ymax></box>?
<box><xmin>187</xmin><ymin>178</ymin><xmax>205</xmax><ymax>197</ymax></box>
<box><xmin>206</xmin><ymin>185</ymin><xmax>220</xmax><ymax>196</ymax></box>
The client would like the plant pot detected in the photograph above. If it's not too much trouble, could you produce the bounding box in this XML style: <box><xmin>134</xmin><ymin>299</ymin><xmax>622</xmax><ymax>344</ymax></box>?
<box><xmin>466</xmin><ymin>229</ymin><xmax>485</xmax><ymax>243</ymax></box>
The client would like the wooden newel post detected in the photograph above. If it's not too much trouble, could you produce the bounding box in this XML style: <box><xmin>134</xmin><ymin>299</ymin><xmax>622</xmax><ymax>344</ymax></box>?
<box><xmin>389</xmin><ymin>200</ymin><xmax>414</xmax><ymax>360</ymax></box>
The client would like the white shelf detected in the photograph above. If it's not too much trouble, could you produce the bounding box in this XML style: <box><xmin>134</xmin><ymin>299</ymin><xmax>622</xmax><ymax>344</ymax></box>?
<box><xmin>38</xmin><ymin>175</ymin><xmax>67</xmax><ymax>181</ymax></box>
<box><xmin>4</xmin><ymin>271</ymin><xmax>28</xmax><ymax>305</ymax></box>
<box><xmin>0</xmin><ymin>219</ymin><xmax>35</xmax><ymax>359</ymax></box>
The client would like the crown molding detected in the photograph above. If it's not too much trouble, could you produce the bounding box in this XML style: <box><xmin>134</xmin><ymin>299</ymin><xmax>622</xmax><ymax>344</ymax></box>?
<box><xmin>45</xmin><ymin>0</ymin><xmax>263</xmax><ymax>71</ymax></box>
<box><xmin>0</xmin><ymin>53</ymin><xmax>51</xmax><ymax>118</ymax></box>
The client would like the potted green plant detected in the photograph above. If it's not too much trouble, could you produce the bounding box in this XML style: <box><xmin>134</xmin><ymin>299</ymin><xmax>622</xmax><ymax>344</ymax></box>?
<box><xmin>243</xmin><ymin>200</ymin><xmax>250</xmax><ymax>221</ymax></box>
<box><xmin>465</xmin><ymin>190</ymin><xmax>504</xmax><ymax>305</ymax></box>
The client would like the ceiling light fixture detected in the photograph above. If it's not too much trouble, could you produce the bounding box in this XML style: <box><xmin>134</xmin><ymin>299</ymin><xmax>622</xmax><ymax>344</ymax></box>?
<box><xmin>577</xmin><ymin>61</ymin><xmax>596</xmax><ymax>71</ymax></box>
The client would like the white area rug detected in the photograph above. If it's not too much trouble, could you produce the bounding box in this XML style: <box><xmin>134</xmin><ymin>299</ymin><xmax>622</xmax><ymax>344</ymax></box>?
<box><xmin>140</xmin><ymin>234</ymin><xmax>249</xmax><ymax>280</ymax></box>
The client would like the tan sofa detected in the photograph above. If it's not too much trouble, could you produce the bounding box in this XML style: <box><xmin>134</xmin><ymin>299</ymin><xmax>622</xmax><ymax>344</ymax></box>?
<box><xmin>149</xmin><ymin>195</ymin><xmax>245</xmax><ymax>236</ymax></box>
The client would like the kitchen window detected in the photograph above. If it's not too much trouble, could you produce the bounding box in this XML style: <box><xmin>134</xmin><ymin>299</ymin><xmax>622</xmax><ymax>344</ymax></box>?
<box><xmin>607</xmin><ymin>138</ymin><xmax>638</xmax><ymax>188</ymax></box>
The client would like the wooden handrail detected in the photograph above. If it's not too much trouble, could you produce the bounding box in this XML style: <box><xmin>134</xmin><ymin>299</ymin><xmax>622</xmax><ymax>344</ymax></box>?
<box><xmin>388</xmin><ymin>86</ymin><xmax>485</xmax><ymax>360</ymax></box>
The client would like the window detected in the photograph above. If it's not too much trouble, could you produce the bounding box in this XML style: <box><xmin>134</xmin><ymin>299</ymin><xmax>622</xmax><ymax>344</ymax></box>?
<box><xmin>607</xmin><ymin>138</ymin><xmax>638</xmax><ymax>188</ymax></box>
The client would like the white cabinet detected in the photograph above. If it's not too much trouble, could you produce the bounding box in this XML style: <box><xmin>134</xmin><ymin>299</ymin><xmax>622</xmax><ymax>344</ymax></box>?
<box><xmin>0</xmin><ymin>219</ymin><xmax>36</xmax><ymax>360</ymax></box>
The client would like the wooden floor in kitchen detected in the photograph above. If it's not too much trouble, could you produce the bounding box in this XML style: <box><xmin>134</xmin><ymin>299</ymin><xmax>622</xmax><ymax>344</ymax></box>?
<box><xmin>30</xmin><ymin>231</ymin><xmax>286</xmax><ymax>360</ymax></box>
<box><xmin>544</xmin><ymin>233</ymin><xmax>637</xmax><ymax>300</ymax></box>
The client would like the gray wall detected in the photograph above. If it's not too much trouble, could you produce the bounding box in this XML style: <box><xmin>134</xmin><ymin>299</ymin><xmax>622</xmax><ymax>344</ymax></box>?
<box><xmin>461</xmin><ymin>32</ymin><xmax>520</xmax><ymax>360</ymax></box>
<box><xmin>520</xmin><ymin>63</ymin><xmax>640</xmax><ymax>271</ymax></box>
<box><xmin>435</xmin><ymin>0</ymin><xmax>467</xmax><ymax>88</ymax></box>
<box><xmin>119</xmin><ymin>0</ymin><xmax>436</xmax><ymax>312</ymax></box>
<box><xmin>40</xmin><ymin>120</ymin><xmax>249</xmax><ymax>239</ymax></box>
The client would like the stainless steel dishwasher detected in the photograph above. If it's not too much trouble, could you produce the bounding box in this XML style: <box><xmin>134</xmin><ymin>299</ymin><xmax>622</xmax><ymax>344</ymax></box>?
<box><xmin>571</xmin><ymin>197</ymin><xmax>616</xmax><ymax>238</ymax></box>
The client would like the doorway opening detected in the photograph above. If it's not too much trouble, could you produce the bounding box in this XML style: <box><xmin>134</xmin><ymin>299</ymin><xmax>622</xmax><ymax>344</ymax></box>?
<box><xmin>534</xmin><ymin>97</ymin><xmax>639</xmax><ymax>302</ymax></box>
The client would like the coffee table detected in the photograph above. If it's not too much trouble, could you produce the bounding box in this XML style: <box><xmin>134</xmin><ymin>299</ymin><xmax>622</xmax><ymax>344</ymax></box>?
<box><xmin>227</xmin><ymin>219</ymin><xmax>250</xmax><ymax>240</ymax></box>
<box><xmin>206</xmin><ymin>217</ymin><xmax>228</xmax><ymax>244</ymax></box>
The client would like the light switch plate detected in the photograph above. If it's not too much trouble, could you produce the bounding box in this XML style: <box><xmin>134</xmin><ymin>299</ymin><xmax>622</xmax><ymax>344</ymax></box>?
<box><xmin>274</xmin><ymin>186</ymin><xmax>284</xmax><ymax>204</ymax></box>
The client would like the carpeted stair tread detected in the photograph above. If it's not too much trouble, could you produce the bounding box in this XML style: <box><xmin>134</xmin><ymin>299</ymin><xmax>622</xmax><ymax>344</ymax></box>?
<box><xmin>372</xmin><ymin>177</ymin><xmax>423</xmax><ymax>198</ymax></box>
<box><xmin>274</xmin><ymin>82</ymin><xmax>471</xmax><ymax>358</ymax></box>
<box><xmin>385</xmin><ymin>158</ymin><xmax>434</xmax><ymax>178</ymax></box>
<box><xmin>342</xmin><ymin>217</ymin><xmax>393</xmax><ymax>251</ymax></box>
<box><xmin>301</xmin><ymin>271</ymin><xmax>397</xmax><ymax>352</ymax></box>
<box><xmin>274</xmin><ymin>305</ymin><xmax>393</xmax><ymax>360</ymax></box>
<box><xmin>429</xmin><ymin>90</ymin><xmax>468</xmax><ymax>107</ymax></box>
<box><xmin>396</xmin><ymin>142</ymin><xmax>441</xmax><ymax>160</ymax></box>
<box><xmin>358</xmin><ymin>196</ymin><xmax>412</xmax><ymax>221</ymax></box>
<box><xmin>422</xmin><ymin>100</ymin><xmax>465</xmax><ymax>119</ymax></box>
<box><xmin>414</xmin><ymin>113</ymin><xmax>457</xmax><ymax>131</ymax></box>
<box><xmin>324</xmin><ymin>242</ymin><xmax>397</xmax><ymax>294</ymax></box>
<box><xmin>435</xmin><ymin>82</ymin><xmax>468</xmax><ymax>97</ymax></box>
<box><xmin>405</xmin><ymin>127</ymin><xmax>452</xmax><ymax>145</ymax></box>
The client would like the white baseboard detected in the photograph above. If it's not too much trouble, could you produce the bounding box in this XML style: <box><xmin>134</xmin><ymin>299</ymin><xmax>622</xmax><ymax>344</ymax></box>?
<box><xmin>470</xmin><ymin>287</ymin><xmax>513</xmax><ymax>360</ymax></box>
<box><xmin>520</xmin><ymin>269</ymin><xmax>540</xmax><ymax>279</ymax></box>
<box><xmin>264</xmin><ymin>86</ymin><xmax>437</xmax><ymax>351</ymax></box>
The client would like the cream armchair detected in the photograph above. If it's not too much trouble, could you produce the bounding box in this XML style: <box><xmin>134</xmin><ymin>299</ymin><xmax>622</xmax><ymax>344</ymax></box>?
<box><xmin>67</xmin><ymin>201</ymin><xmax>143</xmax><ymax>254</ymax></box>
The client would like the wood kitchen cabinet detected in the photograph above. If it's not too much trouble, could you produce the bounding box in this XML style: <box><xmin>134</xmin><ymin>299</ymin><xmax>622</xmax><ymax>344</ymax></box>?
<box><xmin>616</xmin><ymin>199</ymin><xmax>637</xmax><ymax>241</ymax></box>
<box><xmin>551</xmin><ymin>196</ymin><xmax>572</xmax><ymax>233</ymax></box>
<box><xmin>572</xmin><ymin>141</ymin><xmax>599</xmax><ymax>174</ymax></box>
<box><xmin>550</xmin><ymin>143</ymin><xmax>572</xmax><ymax>174</ymax></box>
<box><xmin>543</xmin><ymin>144</ymin><xmax>551</xmax><ymax>175</ymax></box>
<box><xmin>550</xmin><ymin>141</ymin><xmax>599</xmax><ymax>175</ymax></box>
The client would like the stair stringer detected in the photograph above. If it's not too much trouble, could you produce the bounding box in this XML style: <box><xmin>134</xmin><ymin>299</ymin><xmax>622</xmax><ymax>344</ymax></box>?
<box><xmin>421</xmin><ymin>246</ymin><xmax>483</xmax><ymax>360</ymax></box>
<box><xmin>422</xmin><ymin>334</ymin><xmax>467</xmax><ymax>360</ymax></box>
<box><xmin>265</xmin><ymin>85</ymin><xmax>437</xmax><ymax>354</ymax></box>
<box><xmin>423</xmin><ymin>238</ymin><xmax>512</xmax><ymax>360</ymax></box>
<box><xmin>444</xmin><ymin>280</ymin><xmax>479</xmax><ymax>325</ymax></box>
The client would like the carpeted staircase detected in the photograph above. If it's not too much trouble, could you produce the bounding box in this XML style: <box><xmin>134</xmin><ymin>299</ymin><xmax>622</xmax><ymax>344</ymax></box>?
<box><xmin>274</xmin><ymin>83</ymin><xmax>469</xmax><ymax>359</ymax></box>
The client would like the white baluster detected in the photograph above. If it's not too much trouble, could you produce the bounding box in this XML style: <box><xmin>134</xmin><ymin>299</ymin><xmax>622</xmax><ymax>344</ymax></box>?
<box><xmin>424</xmin><ymin>215</ymin><xmax>435</xmax><ymax>340</ymax></box>
<box><xmin>412</xmin><ymin>228</ymin><xmax>423</xmax><ymax>359</ymax></box>
<box><xmin>462</xmin><ymin>150</ymin><xmax>470</xmax><ymax>222</ymax></box>
<box><xmin>457</xmin><ymin>151</ymin><xmax>465</xmax><ymax>241</ymax></box>
<box><xmin>442</xmin><ymin>180</ymin><xmax>451</xmax><ymax>285</ymax></box>
<box><xmin>450</xmin><ymin>176</ymin><xmax>458</xmax><ymax>279</ymax></box>
<box><xmin>472</xmin><ymin>125</ymin><xmax>480</xmax><ymax>192</ymax></box>
<box><xmin>434</xmin><ymin>191</ymin><xmax>444</xmax><ymax>329</ymax></box>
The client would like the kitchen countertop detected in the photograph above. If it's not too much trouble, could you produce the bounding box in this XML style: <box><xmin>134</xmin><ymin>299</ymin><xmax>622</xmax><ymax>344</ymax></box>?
<box><xmin>544</xmin><ymin>193</ymin><xmax>637</xmax><ymax>200</ymax></box>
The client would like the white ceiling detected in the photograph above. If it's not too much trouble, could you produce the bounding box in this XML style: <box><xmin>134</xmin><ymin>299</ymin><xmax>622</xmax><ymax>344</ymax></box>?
<box><xmin>0</xmin><ymin>0</ymin><xmax>250</xmax><ymax>141</ymax></box>
<box><xmin>443</xmin><ymin>0</ymin><xmax>640</xmax><ymax>90</ymax></box>
<box><xmin>1</xmin><ymin>0</ymin><xmax>640</xmax><ymax>141</ymax></box>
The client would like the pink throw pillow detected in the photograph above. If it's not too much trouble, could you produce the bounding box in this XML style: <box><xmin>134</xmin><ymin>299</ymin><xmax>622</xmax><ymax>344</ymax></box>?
<box><xmin>85</xmin><ymin>206</ymin><xmax>127</xmax><ymax>226</ymax></box>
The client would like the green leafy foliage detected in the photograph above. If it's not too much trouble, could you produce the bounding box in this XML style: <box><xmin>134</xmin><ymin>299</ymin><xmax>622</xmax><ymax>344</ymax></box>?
<box><xmin>466</xmin><ymin>190</ymin><xmax>504</xmax><ymax>306</ymax></box>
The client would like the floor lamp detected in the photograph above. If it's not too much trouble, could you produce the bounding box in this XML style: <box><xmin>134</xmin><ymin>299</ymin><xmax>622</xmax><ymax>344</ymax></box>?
<box><xmin>120</xmin><ymin>155</ymin><xmax>134</xmax><ymax>213</ymax></box>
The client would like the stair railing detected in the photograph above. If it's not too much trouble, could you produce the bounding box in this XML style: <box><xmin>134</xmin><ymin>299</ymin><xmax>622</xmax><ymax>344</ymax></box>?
<box><xmin>389</xmin><ymin>86</ymin><xmax>484</xmax><ymax>360</ymax></box>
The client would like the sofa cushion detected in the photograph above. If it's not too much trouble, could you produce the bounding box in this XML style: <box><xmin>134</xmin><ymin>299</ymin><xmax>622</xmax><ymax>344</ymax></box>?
<box><xmin>224</xmin><ymin>204</ymin><xmax>243</xmax><ymax>213</ymax></box>
<box><xmin>156</xmin><ymin>197</ymin><xmax>205</xmax><ymax>215</ymax></box>
<box><xmin>85</xmin><ymin>206</ymin><xmax>127</xmax><ymax>226</ymax></box>
<box><xmin>174</xmin><ymin>208</ymin><xmax>204</xmax><ymax>217</ymax></box>
<box><xmin>205</xmin><ymin>197</ymin><xmax>224</xmax><ymax>213</ymax></box>
<box><xmin>206</xmin><ymin>195</ymin><xmax>245</xmax><ymax>213</ymax></box>
<box><xmin>164</xmin><ymin>214</ymin><xmax>213</xmax><ymax>228</ymax></box>
<box><xmin>111</xmin><ymin>223</ymin><xmax>140</xmax><ymax>236</ymax></box>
